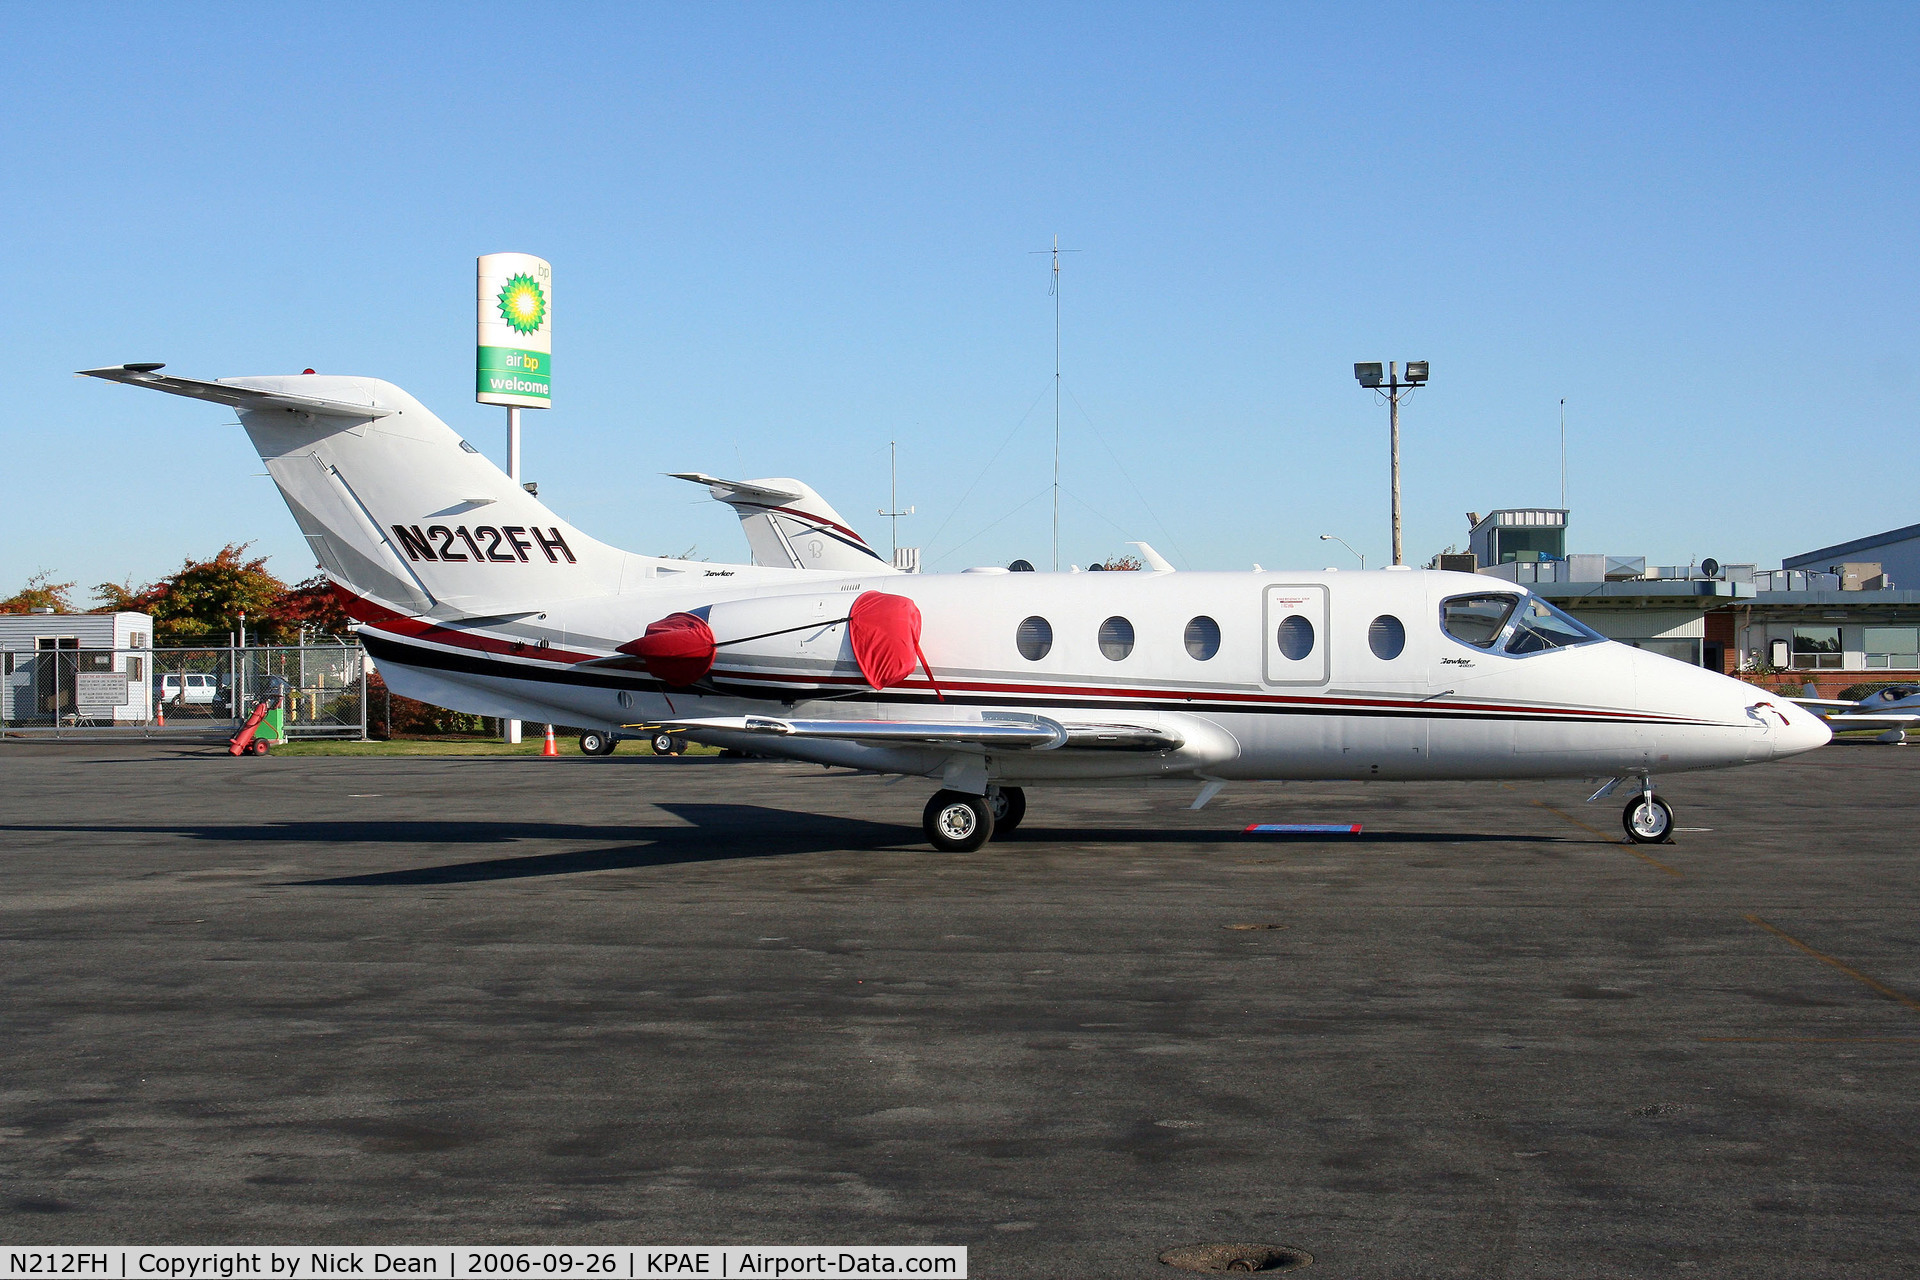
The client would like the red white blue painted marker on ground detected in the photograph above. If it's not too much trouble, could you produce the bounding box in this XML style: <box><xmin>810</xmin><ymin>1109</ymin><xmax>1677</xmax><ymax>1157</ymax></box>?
<box><xmin>1244</xmin><ymin>823</ymin><xmax>1364</xmax><ymax>835</ymax></box>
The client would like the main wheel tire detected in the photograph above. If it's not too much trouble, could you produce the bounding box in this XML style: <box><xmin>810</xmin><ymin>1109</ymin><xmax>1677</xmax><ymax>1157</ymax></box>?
<box><xmin>924</xmin><ymin>790</ymin><xmax>995</xmax><ymax>852</ymax></box>
<box><xmin>579</xmin><ymin>730</ymin><xmax>613</xmax><ymax>756</ymax></box>
<box><xmin>652</xmin><ymin>732</ymin><xmax>681</xmax><ymax>756</ymax></box>
<box><xmin>987</xmin><ymin>786</ymin><xmax>1026</xmax><ymax>838</ymax></box>
<box><xmin>1623</xmin><ymin>793</ymin><xmax>1673</xmax><ymax>844</ymax></box>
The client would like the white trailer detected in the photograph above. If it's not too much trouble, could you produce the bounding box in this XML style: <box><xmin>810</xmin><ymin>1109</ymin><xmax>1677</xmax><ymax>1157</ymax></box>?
<box><xmin>0</xmin><ymin>612</ymin><xmax>155</xmax><ymax>726</ymax></box>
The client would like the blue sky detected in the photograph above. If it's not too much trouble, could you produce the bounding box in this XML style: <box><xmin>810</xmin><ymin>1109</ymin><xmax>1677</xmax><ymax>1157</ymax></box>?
<box><xmin>8</xmin><ymin>3</ymin><xmax>1917</xmax><ymax>597</ymax></box>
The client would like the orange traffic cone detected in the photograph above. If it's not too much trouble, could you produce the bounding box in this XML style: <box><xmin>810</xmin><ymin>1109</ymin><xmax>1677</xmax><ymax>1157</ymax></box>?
<box><xmin>155</xmin><ymin>699</ymin><xmax>165</xmax><ymax>728</ymax></box>
<box><xmin>541</xmin><ymin>724</ymin><xmax>558</xmax><ymax>756</ymax></box>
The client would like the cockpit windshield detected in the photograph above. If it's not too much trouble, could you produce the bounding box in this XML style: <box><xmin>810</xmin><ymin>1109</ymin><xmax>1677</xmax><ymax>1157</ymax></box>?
<box><xmin>1504</xmin><ymin>596</ymin><xmax>1604</xmax><ymax>655</ymax></box>
<box><xmin>1440</xmin><ymin>593</ymin><xmax>1605</xmax><ymax>655</ymax></box>
<box><xmin>1441</xmin><ymin>594</ymin><xmax>1516</xmax><ymax>648</ymax></box>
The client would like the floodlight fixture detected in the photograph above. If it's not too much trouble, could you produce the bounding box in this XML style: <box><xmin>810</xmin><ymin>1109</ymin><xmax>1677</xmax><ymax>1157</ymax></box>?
<box><xmin>1351</xmin><ymin>360</ymin><xmax>1432</xmax><ymax>566</ymax></box>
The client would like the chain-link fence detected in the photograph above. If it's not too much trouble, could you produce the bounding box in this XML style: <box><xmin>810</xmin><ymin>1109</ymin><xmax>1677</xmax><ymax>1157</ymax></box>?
<box><xmin>2</xmin><ymin>643</ymin><xmax>367</xmax><ymax>739</ymax></box>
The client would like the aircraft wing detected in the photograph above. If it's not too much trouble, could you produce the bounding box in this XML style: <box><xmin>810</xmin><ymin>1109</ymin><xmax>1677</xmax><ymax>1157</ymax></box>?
<box><xmin>1822</xmin><ymin>713</ymin><xmax>1920</xmax><ymax>728</ymax></box>
<box><xmin>652</xmin><ymin>714</ymin><xmax>1183</xmax><ymax>752</ymax></box>
<box><xmin>77</xmin><ymin>364</ymin><xmax>394</xmax><ymax>419</ymax></box>
<box><xmin>1789</xmin><ymin>697</ymin><xmax>1863</xmax><ymax>709</ymax></box>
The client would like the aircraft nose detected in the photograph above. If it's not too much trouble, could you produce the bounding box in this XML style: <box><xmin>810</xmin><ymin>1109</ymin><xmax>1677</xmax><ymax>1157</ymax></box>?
<box><xmin>1774</xmin><ymin>704</ymin><xmax>1833</xmax><ymax>758</ymax></box>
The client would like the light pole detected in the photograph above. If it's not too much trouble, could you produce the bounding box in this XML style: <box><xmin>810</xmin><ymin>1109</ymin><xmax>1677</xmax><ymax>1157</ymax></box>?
<box><xmin>1319</xmin><ymin>533</ymin><xmax>1364</xmax><ymax>570</ymax></box>
<box><xmin>1353</xmin><ymin>360</ymin><xmax>1428</xmax><ymax>566</ymax></box>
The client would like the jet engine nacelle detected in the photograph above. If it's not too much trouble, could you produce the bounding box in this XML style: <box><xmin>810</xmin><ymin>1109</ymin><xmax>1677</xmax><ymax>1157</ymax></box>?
<box><xmin>623</xmin><ymin>590</ymin><xmax>932</xmax><ymax>696</ymax></box>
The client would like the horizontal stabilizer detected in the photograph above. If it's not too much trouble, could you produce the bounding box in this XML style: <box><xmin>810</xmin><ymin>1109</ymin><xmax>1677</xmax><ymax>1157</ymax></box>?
<box><xmin>666</xmin><ymin>473</ymin><xmax>802</xmax><ymax>504</ymax></box>
<box><xmin>77</xmin><ymin>365</ymin><xmax>393</xmax><ymax>420</ymax></box>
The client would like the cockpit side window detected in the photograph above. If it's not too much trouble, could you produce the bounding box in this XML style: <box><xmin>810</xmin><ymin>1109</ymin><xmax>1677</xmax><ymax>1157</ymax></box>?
<box><xmin>1505</xmin><ymin>596</ymin><xmax>1604</xmax><ymax>655</ymax></box>
<box><xmin>1441</xmin><ymin>594</ymin><xmax>1517</xmax><ymax>649</ymax></box>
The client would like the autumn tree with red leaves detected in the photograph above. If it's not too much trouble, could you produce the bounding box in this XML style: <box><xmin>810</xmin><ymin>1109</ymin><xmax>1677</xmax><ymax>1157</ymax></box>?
<box><xmin>0</xmin><ymin>571</ymin><xmax>78</xmax><ymax>614</ymax></box>
<box><xmin>93</xmin><ymin>544</ymin><xmax>292</xmax><ymax>644</ymax></box>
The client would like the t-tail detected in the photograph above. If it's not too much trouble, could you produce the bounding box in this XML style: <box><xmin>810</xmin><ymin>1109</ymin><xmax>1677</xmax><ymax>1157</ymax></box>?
<box><xmin>668</xmin><ymin>472</ymin><xmax>894</xmax><ymax>573</ymax></box>
<box><xmin>78</xmin><ymin>366</ymin><xmax>641</xmax><ymax>624</ymax></box>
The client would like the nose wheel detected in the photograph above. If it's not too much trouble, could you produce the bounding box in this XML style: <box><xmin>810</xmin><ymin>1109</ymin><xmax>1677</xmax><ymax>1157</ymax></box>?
<box><xmin>1622</xmin><ymin>792</ymin><xmax>1674</xmax><ymax>844</ymax></box>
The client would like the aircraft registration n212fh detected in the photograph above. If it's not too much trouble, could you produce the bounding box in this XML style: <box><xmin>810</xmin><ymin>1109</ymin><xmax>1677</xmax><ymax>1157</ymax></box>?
<box><xmin>82</xmin><ymin>365</ymin><xmax>1831</xmax><ymax>850</ymax></box>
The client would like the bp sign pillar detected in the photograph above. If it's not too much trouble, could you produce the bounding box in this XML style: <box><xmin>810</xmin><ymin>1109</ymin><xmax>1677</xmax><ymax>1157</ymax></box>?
<box><xmin>478</xmin><ymin>252</ymin><xmax>552</xmax><ymax>744</ymax></box>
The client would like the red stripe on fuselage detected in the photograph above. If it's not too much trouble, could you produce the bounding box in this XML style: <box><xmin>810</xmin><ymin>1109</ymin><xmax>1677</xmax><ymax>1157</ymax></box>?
<box><xmin>335</xmin><ymin>584</ymin><xmax>600</xmax><ymax>664</ymax></box>
<box><xmin>337</xmin><ymin>583</ymin><xmax>1705</xmax><ymax>727</ymax></box>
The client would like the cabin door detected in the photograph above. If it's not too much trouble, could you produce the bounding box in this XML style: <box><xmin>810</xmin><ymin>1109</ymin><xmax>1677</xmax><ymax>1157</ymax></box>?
<box><xmin>1262</xmin><ymin>585</ymin><xmax>1329</xmax><ymax>686</ymax></box>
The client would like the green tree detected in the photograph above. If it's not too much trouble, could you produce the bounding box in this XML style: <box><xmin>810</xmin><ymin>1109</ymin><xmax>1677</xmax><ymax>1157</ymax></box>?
<box><xmin>94</xmin><ymin>544</ymin><xmax>290</xmax><ymax>644</ymax></box>
<box><xmin>0</xmin><ymin>571</ymin><xmax>77</xmax><ymax>614</ymax></box>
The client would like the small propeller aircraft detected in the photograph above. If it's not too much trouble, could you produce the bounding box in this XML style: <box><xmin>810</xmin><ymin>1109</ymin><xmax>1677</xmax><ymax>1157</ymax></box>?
<box><xmin>1790</xmin><ymin>685</ymin><xmax>1920</xmax><ymax>744</ymax></box>
<box><xmin>81</xmin><ymin>365</ymin><xmax>1832</xmax><ymax>849</ymax></box>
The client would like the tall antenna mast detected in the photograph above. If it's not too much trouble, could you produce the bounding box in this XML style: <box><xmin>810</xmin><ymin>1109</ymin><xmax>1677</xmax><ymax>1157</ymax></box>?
<box><xmin>1559</xmin><ymin>398</ymin><xmax>1567</xmax><ymax>511</ymax></box>
<box><xmin>1032</xmin><ymin>235</ymin><xmax>1078</xmax><ymax>571</ymax></box>
<box><xmin>877</xmin><ymin>439</ymin><xmax>914</xmax><ymax>560</ymax></box>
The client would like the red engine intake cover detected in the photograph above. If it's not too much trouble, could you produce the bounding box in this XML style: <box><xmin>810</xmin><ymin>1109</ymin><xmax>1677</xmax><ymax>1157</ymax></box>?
<box><xmin>848</xmin><ymin>591</ymin><xmax>923</xmax><ymax>690</ymax></box>
<box><xmin>618</xmin><ymin>612</ymin><xmax>716</xmax><ymax>687</ymax></box>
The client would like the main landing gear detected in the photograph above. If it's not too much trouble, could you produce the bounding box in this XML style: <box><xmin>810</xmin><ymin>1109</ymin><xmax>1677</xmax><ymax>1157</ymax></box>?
<box><xmin>922</xmin><ymin>786</ymin><xmax>1026</xmax><ymax>852</ymax></box>
<box><xmin>987</xmin><ymin>786</ymin><xmax>1025</xmax><ymax>836</ymax></box>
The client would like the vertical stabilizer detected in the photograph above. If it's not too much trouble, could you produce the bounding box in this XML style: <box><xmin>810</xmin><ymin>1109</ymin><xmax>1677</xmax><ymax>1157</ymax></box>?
<box><xmin>80</xmin><ymin>367</ymin><xmax>639</xmax><ymax>620</ymax></box>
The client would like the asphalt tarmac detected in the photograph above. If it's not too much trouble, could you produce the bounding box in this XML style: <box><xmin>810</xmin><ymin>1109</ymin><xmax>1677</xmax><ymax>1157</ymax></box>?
<box><xmin>2</xmin><ymin>741</ymin><xmax>1916</xmax><ymax>1277</ymax></box>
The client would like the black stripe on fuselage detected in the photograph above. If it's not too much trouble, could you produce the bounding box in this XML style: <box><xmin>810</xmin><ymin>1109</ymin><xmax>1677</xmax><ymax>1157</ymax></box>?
<box><xmin>362</xmin><ymin>630</ymin><xmax>1712</xmax><ymax>728</ymax></box>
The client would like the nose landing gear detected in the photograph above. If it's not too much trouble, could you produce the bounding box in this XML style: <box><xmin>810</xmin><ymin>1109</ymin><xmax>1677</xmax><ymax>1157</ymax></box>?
<box><xmin>1622</xmin><ymin>790</ymin><xmax>1674</xmax><ymax>844</ymax></box>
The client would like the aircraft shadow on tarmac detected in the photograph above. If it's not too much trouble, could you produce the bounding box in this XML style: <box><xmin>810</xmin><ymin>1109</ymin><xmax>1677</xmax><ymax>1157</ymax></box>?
<box><xmin>0</xmin><ymin>805</ymin><xmax>1563</xmax><ymax>888</ymax></box>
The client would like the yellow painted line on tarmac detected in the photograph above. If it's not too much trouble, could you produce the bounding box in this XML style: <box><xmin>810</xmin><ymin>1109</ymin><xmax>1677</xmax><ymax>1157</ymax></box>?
<box><xmin>1745</xmin><ymin>913</ymin><xmax>1920</xmax><ymax>1014</ymax></box>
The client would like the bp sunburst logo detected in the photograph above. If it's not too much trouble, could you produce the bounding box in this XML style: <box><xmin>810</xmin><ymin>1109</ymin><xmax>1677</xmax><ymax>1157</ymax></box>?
<box><xmin>496</xmin><ymin>274</ymin><xmax>547</xmax><ymax>336</ymax></box>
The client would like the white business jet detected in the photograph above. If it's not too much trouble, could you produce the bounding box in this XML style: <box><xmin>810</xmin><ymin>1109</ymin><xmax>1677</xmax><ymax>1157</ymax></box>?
<box><xmin>81</xmin><ymin>365</ymin><xmax>1832</xmax><ymax>850</ymax></box>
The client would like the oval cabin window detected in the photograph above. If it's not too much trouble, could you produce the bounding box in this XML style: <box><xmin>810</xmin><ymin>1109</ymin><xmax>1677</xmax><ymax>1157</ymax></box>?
<box><xmin>1184</xmin><ymin>615</ymin><xmax>1221</xmax><ymax>660</ymax></box>
<box><xmin>1098</xmin><ymin>616</ymin><xmax>1135</xmax><ymax>661</ymax></box>
<box><xmin>1276</xmin><ymin>614</ymin><xmax>1315</xmax><ymax>661</ymax></box>
<box><xmin>1016</xmin><ymin>616</ymin><xmax>1053</xmax><ymax>661</ymax></box>
<box><xmin>1368</xmin><ymin>614</ymin><xmax>1406</xmax><ymax>660</ymax></box>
